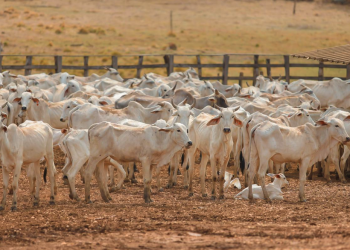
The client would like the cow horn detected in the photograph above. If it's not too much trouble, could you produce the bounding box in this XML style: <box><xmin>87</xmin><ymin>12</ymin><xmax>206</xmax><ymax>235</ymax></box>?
<box><xmin>233</xmin><ymin>106</ymin><xmax>240</xmax><ymax>112</ymax></box>
<box><xmin>214</xmin><ymin>89</ymin><xmax>219</xmax><ymax>95</ymax></box>
<box><xmin>278</xmin><ymin>75</ymin><xmax>282</xmax><ymax>81</ymax></box>
<box><xmin>190</xmin><ymin>98</ymin><xmax>196</xmax><ymax>109</ymax></box>
<box><xmin>178</xmin><ymin>98</ymin><xmax>188</xmax><ymax>106</ymax></box>
<box><xmin>269</xmin><ymin>75</ymin><xmax>273</xmax><ymax>81</ymax></box>
<box><xmin>172</xmin><ymin>81</ymin><xmax>178</xmax><ymax>91</ymax></box>
<box><xmin>214</xmin><ymin>104</ymin><xmax>222</xmax><ymax>111</ymax></box>
<box><xmin>157</xmin><ymin>102</ymin><xmax>165</xmax><ymax>107</ymax></box>
<box><xmin>171</xmin><ymin>98</ymin><xmax>178</xmax><ymax>109</ymax></box>
<box><xmin>1</xmin><ymin>101</ymin><xmax>8</xmax><ymax>109</ymax></box>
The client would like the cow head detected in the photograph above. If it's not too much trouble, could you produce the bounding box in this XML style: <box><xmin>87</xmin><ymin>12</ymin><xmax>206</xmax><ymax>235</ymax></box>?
<box><xmin>316</xmin><ymin>117</ymin><xmax>350</xmax><ymax>144</ymax></box>
<box><xmin>13</xmin><ymin>91</ymin><xmax>40</xmax><ymax>111</ymax></box>
<box><xmin>2</xmin><ymin>71</ymin><xmax>17</xmax><ymax>86</ymax></box>
<box><xmin>150</xmin><ymin>101</ymin><xmax>174</xmax><ymax>121</ymax></box>
<box><xmin>267</xmin><ymin>173</ymin><xmax>289</xmax><ymax>187</ymax></box>
<box><xmin>208</xmin><ymin>89</ymin><xmax>229</xmax><ymax>108</ymax></box>
<box><xmin>185</xmin><ymin>67</ymin><xmax>199</xmax><ymax>79</ymax></box>
<box><xmin>159</xmin><ymin>123</ymin><xmax>192</xmax><ymax>149</ymax></box>
<box><xmin>287</xmin><ymin>109</ymin><xmax>315</xmax><ymax>126</ymax></box>
<box><xmin>206</xmin><ymin>108</ymin><xmax>243</xmax><ymax>134</ymax></box>
<box><xmin>107</xmin><ymin>68</ymin><xmax>124</xmax><ymax>82</ymax></box>
<box><xmin>225</xmin><ymin>83</ymin><xmax>241</xmax><ymax>97</ymax></box>
<box><xmin>60</xmin><ymin>100</ymin><xmax>81</xmax><ymax>122</ymax></box>
<box><xmin>198</xmin><ymin>81</ymin><xmax>215</xmax><ymax>97</ymax></box>
<box><xmin>172</xmin><ymin>99</ymin><xmax>195</xmax><ymax>128</ymax></box>
<box><xmin>157</xmin><ymin>84</ymin><xmax>171</xmax><ymax>97</ymax></box>
<box><xmin>64</xmin><ymin>80</ymin><xmax>81</xmax><ymax>98</ymax></box>
<box><xmin>162</xmin><ymin>81</ymin><xmax>178</xmax><ymax>98</ymax></box>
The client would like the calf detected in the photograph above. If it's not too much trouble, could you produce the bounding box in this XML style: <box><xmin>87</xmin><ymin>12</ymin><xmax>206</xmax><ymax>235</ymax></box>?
<box><xmin>85</xmin><ymin>122</ymin><xmax>192</xmax><ymax>203</ymax></box>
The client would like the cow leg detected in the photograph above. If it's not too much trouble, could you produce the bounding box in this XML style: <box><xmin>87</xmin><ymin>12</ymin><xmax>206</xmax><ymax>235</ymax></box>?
<box><xmin>188</xmin><ymin>150</ymin><xmax>196</xmax><ymax>196</ymax></box>
<box><xmin>155</xmin><ymin>166</ymin><xmax>163</xmax><ymax>192</ymax></box>
<box><xmin>66</xmin><ymin>156</ymin><xmax>88</xmax><ymax>201</ymax></box>
<box><xmin>219</xmin><ymin>157</ymin><xmax>229</xmax><ymax>199</ymax></box>
<box><xmin>0</xmin><ymin>167</ymin><xmax>10</xmax><ymax>210</ymax></box>
<box><xmin>33</xmin><ymin>161</ymin><xmax>41</xmax><ymax>207</ymax></box>
<box><xmin>85</xmin><ymin>155</ymin><xmax>105</xmax><ymax>203</ymax></box>
<box><xmin>299</xmin><ymin>161</ymin><xmax>309</xmax><ymax>202</ymax></box>
<box><xmin>26</xmin><ymin>163</ymin><xmax>36</xmax><ymax>199</ymax></box>
<box><xmin>142</xmin><ymin>161</ymin><xmax>152</xmax><ymax>203</ymax></box>
<box><xmin>45</xmin><ymin>154</ymin><xmax>57</xmax><ymax>205</ymax></box>
<box><xmin>95</xmin><ymin>161</ymin><xmax>110</xmax><ymax>202</ymax></box>
<box><xmin>340</xmin><ymin>146</ymin><xmax>350</xmax><ymax>177</ymax></box>
<box><xmin>128</xmin><ymin>163</ymin><xmax>137</xmax><ymax>183</ymax></box>
<box><xmin>307</xmin><ymin>164</ymin><xmax>314</xmax><ymax>180</ymax></box>
<box><xmin>331</xmin><ymin>149</ymin><xmax>346</xmax><ymax>183</ymax></box>
<box><xmin>281</xmin><ymin>163</ymin><xmax>286</xmax><ymax>175</ymax></box>
<box><xmin>210</xmin><ymin>158</ymin><xmax>218</xmax><ymax>200</ymax></box>
<box><xmin>199</xmin><ymin>154</ymin><xmax>209</xmax><ymax>197</ymax></box>
<box><xmin>61</xmin><ymin>157</ymin><xmax>72</xmax><ymax>185</ymax></box>
<box><xmin>167</xmin><ymin>157</ymin><xmax>177</xmax><ymax>188</ymax></box>
<box><xmin>11</xmin><ymin>162</ymin><xmax>22</xmax><ymax>211</ymax></box>
<box><xmin>257</xmin><ymin>161</ymin><xmax>271</xmax><ymax>203</ymax></box>
<box><xmin>109</xmin><ymin>159</ymin><xmax>126</xmax><ymax>191</ymax></box>
<box><xmin>324</xmin><ymin>157</ymin><xmax>332</xmax><ymax>182</ymax></box>
<box><xmin>108</xmin><ymin>165</ymin><xmax>115</xmax><ymax>187</ymax></box>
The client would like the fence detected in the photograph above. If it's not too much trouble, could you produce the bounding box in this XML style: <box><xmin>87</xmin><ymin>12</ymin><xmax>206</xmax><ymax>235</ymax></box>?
<box><xmin>0</xmin><ymin>54</ymin><xmax>349</xmax><ymax>85</ymax></box>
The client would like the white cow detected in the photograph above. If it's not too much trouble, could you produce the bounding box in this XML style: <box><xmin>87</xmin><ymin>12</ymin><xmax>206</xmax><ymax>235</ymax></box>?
<box><xmin>84</xmin><ymin>122</ymin><xmax>192</xmax><ymax>203</ymax></box>
<box><xmin>186</xmin><ymin>108</ymin><xmax>243</xmax><ymax>199</ymax></box>
<box><xmin>0</xmin><ymin>118</ymin><xmax>56</xmax><ymax>211</ymax></box>
<box><xmin>68</xmin><ymin>101</ymin><xmax>173</xmax><ymax>129</ymax></box>
<box><xmin>235</xmin><ymin>173</ymin><xmax>288</xmax><ymax>200</ymax></box>
<box><xmin>247</xmin><ymin>118</ymin><xmax>350</xmax><ymax>202</ymax></box>
<box><xmin>0</xmin><ymin>71</ymin><xmax>17</xmax><ymax>88</ymax></box>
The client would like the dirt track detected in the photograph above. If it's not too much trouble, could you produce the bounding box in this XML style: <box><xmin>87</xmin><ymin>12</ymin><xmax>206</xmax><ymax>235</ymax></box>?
<box><xmin>1</xmin><ymin>148</ymin><xmax>350</xmax><ymax>249</ymax></box>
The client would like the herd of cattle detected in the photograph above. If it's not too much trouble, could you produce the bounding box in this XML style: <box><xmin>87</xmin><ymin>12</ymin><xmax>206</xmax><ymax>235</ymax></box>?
<box><xmin>0</xmin><ymin>67</ymin><xmax>350</xmax><ymax>211</ymax></box>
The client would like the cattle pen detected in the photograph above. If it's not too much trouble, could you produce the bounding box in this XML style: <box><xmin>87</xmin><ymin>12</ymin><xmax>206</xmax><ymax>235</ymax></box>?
<box><xmin>1</xmin><ymin>53</ymin><xmax>350</xmax><ymax>86</ymax></box>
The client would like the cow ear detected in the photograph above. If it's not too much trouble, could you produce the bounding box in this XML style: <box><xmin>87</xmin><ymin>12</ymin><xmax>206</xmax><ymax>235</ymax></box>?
<box><xmin>225</xmin><ymin>86</ymin><xmax>233</xmax><ymax>92</ymax></box>
<box><xmin>1</xmin><ymin>112</ymin><xmax>7</xmax><ymax>119</ymax></box>
<box><xmin>275</xmin><ymin>174</ymin><xmax>281</xmax><ymax>179</ymax></box>
<box><xmin>172</xmin><ymin>111</ymin><xmax>178</xmax><ymax>116</ymax></box>
<box><xmin>99</xmin><ymin>101</ymin><xmax>109</xmax><ymax>106</ymax></box>
<box><xmin>297</xmin><ymin>113</ymin><xmax>302</xmax><ymax>116</ymax></box>
<box><xmin>32</xmin><ymin>98</ymin><xmax>40</xmax><ymax>106</ymax></box>
<box><xmin>61</xmin><ymin>128</ymin><xmax>68</xmax><ymax>134</ymax></box>
<box><xmin>151</xmin><ymin>106</ymin><xmax>162</xmax><ymax>113</ymax></box>
<box><xmin>316</xmin><ymin>120</ymin><xmax>328</xmax><ymax>126</ymax></box>
<box><xmin>159</xmin><ymin>127</ymin><xmax>173</xmax><ymax>133</ymax></box>
<box><xmin>234</xmin><ymin>117</ymin><xmax>243</xmax><ymax>127</ymax></box>
<box><xmin>2</xmin><ymin>125</ymin><xmax>7</xmax><ymax>132</ymax></box>
<box><xmin>13</xmin><ymin>97</ymin><xmax>21</xmax><ymax>103</ymax></box>
<box><xmin>208</xmin><ymin>97</ymin><xmax>216</xmax><ymax>103</ymax></box>
<box><xmin>344</xmin><ymin>115</ymin><xmax>350</xmax><ymax>122</ymax></box>
<box><xmin>207</xmin><ymin>116</ymin><xmax>221</xmax><ymax>126</ymax></box>
<box><xmin>267</xmin><ymin>173</ymin><xmax>275</xmax><ymax>178</ymax></box>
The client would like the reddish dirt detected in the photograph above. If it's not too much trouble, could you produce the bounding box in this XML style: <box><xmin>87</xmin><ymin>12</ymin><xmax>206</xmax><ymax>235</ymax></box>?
<box><xmin>1</xmin><ymin>148</ymin><xmax>350</xmax><ymax>249</ymax></box>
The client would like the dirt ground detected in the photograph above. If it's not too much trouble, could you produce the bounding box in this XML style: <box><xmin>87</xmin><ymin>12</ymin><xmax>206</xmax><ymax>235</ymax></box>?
<box><xmin>0</xmin><ymin>148</ymin><xmax>350</xmax><ymax>249</ymax></box>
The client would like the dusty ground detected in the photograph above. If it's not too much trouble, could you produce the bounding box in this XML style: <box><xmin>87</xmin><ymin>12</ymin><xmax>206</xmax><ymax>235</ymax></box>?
<box><xmin>1</xmin><ymin>148</ymin><xmax>350</xmax><ymax>249</ymax></box>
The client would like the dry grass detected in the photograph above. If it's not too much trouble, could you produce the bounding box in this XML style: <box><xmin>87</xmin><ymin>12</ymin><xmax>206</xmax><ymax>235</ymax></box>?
<box><xmin>0</xmin><ymin>0</ymin><xmax>349</xmax><ymax>80</ymax></box>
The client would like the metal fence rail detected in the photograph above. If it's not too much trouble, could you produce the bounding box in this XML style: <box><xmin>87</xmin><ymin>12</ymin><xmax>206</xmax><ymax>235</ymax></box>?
<box><xmin>1</xmin><ymin>54</ymin><xmax>349</xmax><ymax>85</ymax></box>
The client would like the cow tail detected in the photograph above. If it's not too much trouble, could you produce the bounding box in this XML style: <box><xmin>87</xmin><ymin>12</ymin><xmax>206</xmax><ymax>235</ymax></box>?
<box><xmin>247</xmin><ymin>123</ymin><xmax>261</xmax><ymax>170</ymax></box>
<box><xmin>43</xmin><ymin>167</ymin><xmax>47</xmax><ymax>183</ymax></box>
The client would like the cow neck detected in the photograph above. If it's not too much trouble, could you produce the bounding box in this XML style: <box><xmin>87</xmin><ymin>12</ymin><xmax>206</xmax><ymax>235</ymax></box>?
<box><xmin>310</xmin><ymin>125</ymin><xmax>339</xmax><ymax>163</ymax></box>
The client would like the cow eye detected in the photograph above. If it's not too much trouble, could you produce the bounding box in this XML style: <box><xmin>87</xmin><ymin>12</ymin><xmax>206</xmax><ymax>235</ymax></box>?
<box><xmin>335</xmin><ymin>125</ymin><xmax>339</xmax><ymax>127</ymax></box>
<box><xmin>67</xmin><ymin>106</ymin><xmax>70</xmax><ymax>108</ymax></box>
<box><xmin>18</xmin><ymin>102</ymin><xmax>22</xmax><ymax>105</ymax></box>
<box><xmin>307</xmin><ymin>115</ymin><xmax>310</xmax><ymax>117</ymax></box>
<box><xmin>177</xmin><ymin>129</ymin><xmax>180</xmax><ymax>132</ymax></box>
<box><xmin>187</xmin><ymin>129</ymin><xmax>189</xmax><ymax>133</ymax></box>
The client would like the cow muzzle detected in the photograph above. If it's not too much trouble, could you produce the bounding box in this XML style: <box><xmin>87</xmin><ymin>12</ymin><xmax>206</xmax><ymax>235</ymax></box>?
<box><xmin>21</xmin><ymin>107</ymin><xmax>27</xmax><ymax>111</ymax></box>
<box><xmin>185</xmin><ymin>141</ymin><xmax>192</xmax><ymax>149</ymax></box>
<box><xmin>60</xmin><ymin>118</ymin><xmax>65</xmax><ymax>122</ymax></box>
<box><xmin>223</xmin><ymin>128</ymin><xmax>231</xmax><ymax>133</ymax></box>
<box><xmin>344</xmin><ymin>137</ymin><xmax>350</xmax><ymax>144</ymax></box>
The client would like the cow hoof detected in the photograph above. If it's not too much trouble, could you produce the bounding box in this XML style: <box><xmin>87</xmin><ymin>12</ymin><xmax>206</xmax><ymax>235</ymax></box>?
<box><xmin>69</xmin><ymin>194</ymin><xmax>74</xmax><ymax>200</ymax></box>
<box><xmin>219</xmin><ymin>195</ymin><xmax>225</xmax><ymax>200</ymax></box>
<box><xmin>299</xmin><ymin>199</ymin><xmax>307</xmax><ymax>202</ymax></box>
<box><xmin>131</xmin><ymin>179</ymin><xmax>138</xmax><ymax>184</ymax></box>
<box><xmin>211</xmin><ymin>196</ymin><xmax>216</xmax><ymax>200</ymax></box>
<box><xmin>202</xmin><ymin>193</ymin><xmax>207</xmax><ymax>197</ymax></box>
<box><xmin>249</xmin><ymin>199</ymin><xmax>255</xmax><ymax>204</ymax></box>
<box><xmin>49</xmin><ymin>201</ymin><xmax>55</xmax><ymax>205</ymax></box>
<box><xmin>166</xmin><ymin>184</ymin><xmax>172</xmax><ymax>189</ymax></box>
<box><xmin>86</xmin><ymin>200</ymin><xmax>93</xmax><ymax>204</ymax></box>
<box><xmin>0</xmin><ymin>206</ymin><xmax>4</xmax><ymax>211</ymax></box>
<box><xmin>189</xmin><ymin>192</ymin><xmax>194</xmax><ymax>197</ymax></box>
<box><xmin>33</xmin><ymin>202</ymin><xmax>39</xmax><ymax>207</ymax></box>
<box><xmin>177</xmin><ymin>169</ymin><xmax>182</xmax><ymax>175</ymax></box>
<box><xmin>184</xmin><ymin>185</ymin><xmax>189</xmax><ymax>190</ymax></box>
<box><xmin>63</xmin><ymin>179</ymin><xmax>69</xmax><ymax>185</ymax></box>
<box><xmin>342</xmin><ymin>180</ymin><xmax>347</xmax><ymax>184</ymax></box>
<box><xmin>109</xmin><ymin>187</ymin><xmax>117</xmax><ymax>192</ymax></box>
<box><xmin>159</xmin><ymin>188</ymin><xmax>164</xmax><ymax>192</ymax></box>
<box><xmin>11</xmin><ymin>206</ymin><xmax>17</xmax><ymax>212</ymax></box>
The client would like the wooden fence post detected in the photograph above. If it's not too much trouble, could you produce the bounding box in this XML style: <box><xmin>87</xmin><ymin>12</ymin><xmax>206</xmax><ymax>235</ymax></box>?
<box><xmin>55</xmin><ymin>56</ymin><xmax>62</xmax><ymax>73</ymax></box>
<box><xmin>222</xmin><ymin>54</ymin><xmax>229</xmax><ymax>85</ymax></box>
<box><xmin>284</xmin><ymin>55</ymin><xmax>290</xmax><ymax>83</ymax></box>
<box><xmin>318</xmin><ymin>61</ymin><xmax>324</xmax><ymax>81</ymax></box>
<box><xmin>347</xmin><ymin>64</ymin><xmax>350</xmax><ymax>80</ymax></box>
<box><xmin>196</xmin><ymin>55</ymin><xmax>202</xmax><ymax>78</ymax></box>
<box><xmin>253</xmin><ymin>55</ymin><xmax>259</xmax><ymax>86</ymax></box>
<box><xmin>164</xmin><ymin>55</ymin><xmax>174</xmax><ymax>76</ymax></box>
<box><xmin>239</xmin><ymin>72</ymin><xmax>244</xmax><ymax>87</ymax></box>
<box><xmin>266</xmin><ymin>58</ymin><xmax>271</xmax><ymax>78</ymax></box>
<box><xmin>0</xmin><ymin>55</ymin><xmax>3</xmax><ymax>72</ymax></box>
<box><xmin>112</xmin><ymin>56</ymin><xmax>118</xmax><ymax>69</ymax></box>
<box><xmin>83</xmin><ymin>56</ymin><xmax>89</xmax><ymax>77</ymax></box>
<box><xmin>25</xmin><ymin>55</ymin><xmax>33</xmax><ymax>76</ymax></box>
<box><xmin>136</xmin><ymin>55</ymin><xmax>144</xmax><ymax>78</ymax></box>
